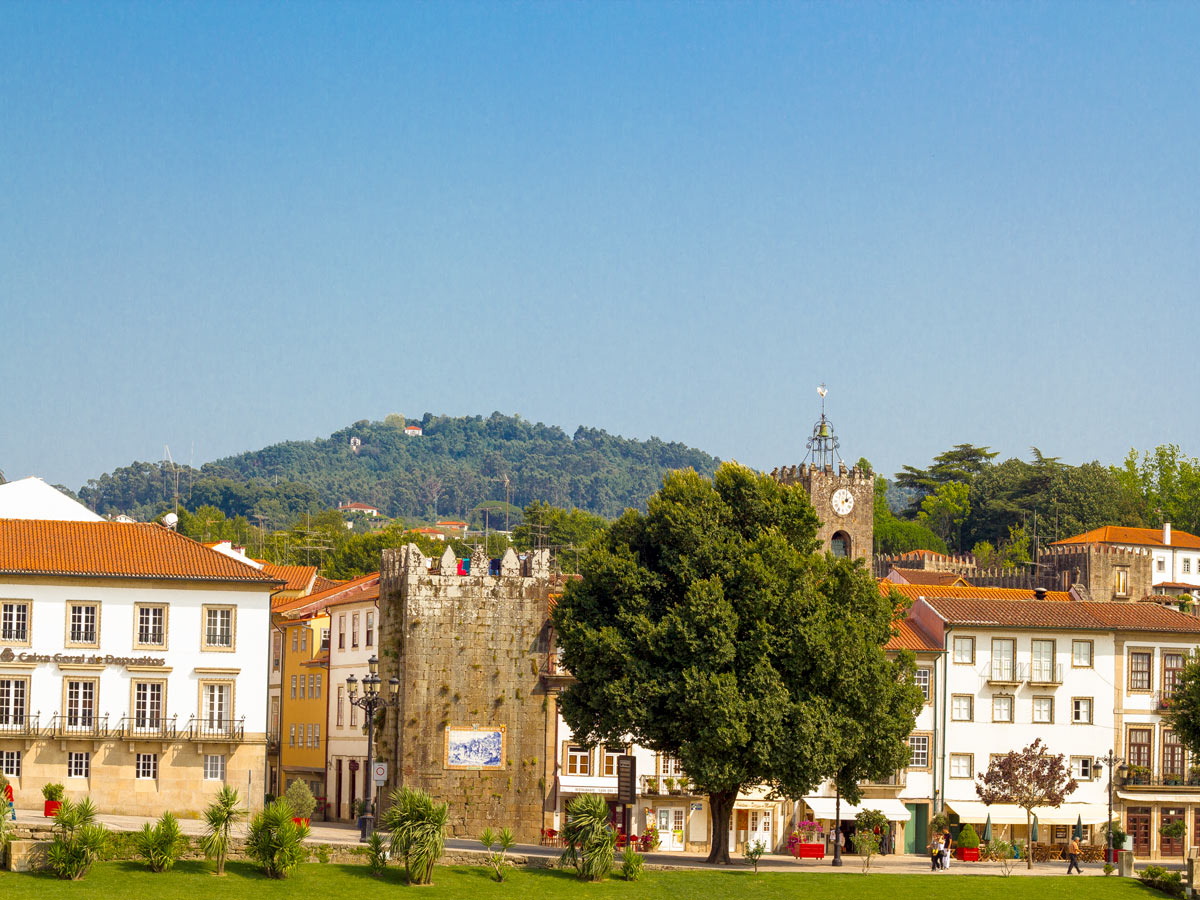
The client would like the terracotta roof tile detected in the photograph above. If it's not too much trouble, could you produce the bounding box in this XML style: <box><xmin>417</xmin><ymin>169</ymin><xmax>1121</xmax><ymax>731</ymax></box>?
<box><xmin>1053</xmin><ymin>525</ymin><xmax>1200</xmax><ymax>550</ymax></box>
<box><xmin>886</xmin><ymin>619</ymin><xmax>942</xmax><ymax>652</ymax></box>
<box><xmin>275</xmin><ymin>571</ymin><xmax>379</xmax><ymax>615</ymax></box>
<box><xmin>0</xmin><ymin>520</ymin><xmax>280</xmax><ymax>583</ymax></box>
<box><xmin>884</xmin><ymin>568</ymin><xmax>972</xmax><ymax>587</ymax></box>
<box><xmin>260</xmin><ymin>563</ymin><xmax>318</xmax><ymax>593</ymax></box>
<box><xmin>921</xmin><ymin>597</ymin><xmax>1200</xmax><ymax>633</ymax></box>
<box><xmin>880</xmin><ymin>583</ymin><xmax>1074</xmax><ymax>604</ymax></box>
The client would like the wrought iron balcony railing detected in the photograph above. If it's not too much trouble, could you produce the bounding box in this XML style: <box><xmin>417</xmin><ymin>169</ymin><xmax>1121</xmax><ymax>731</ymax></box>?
<box><xmin>186</xmin><ymin>716</ymin><xmax>245</xmax><ymax>742</ymax></box>
<box><xmin>0</xmin><ymin>713</ymin><xmax>38</xmax><ymax>737</ymax></box>
<box><xmin>49</xmin><ymin>713</ymin><xmax>109</xmax><ymax>739</ymax></box>
<box><xmin>118</xmin><ymin>714</ymin><xmax>178</xmax><ymax>741</ymax></box>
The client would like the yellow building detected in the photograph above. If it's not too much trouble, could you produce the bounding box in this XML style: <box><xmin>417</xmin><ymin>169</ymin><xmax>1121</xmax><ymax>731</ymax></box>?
<box><xmin>278</xmin><ymin>611</ymin><xmax>329</xmax><ymax>809</ymax></box>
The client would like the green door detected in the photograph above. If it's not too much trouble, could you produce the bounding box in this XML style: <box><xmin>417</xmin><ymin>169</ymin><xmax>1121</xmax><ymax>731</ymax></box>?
<box><xmin>905</xmin><ymin>804</ymin><xmax>928</xmax><ymax>854</ymax></box>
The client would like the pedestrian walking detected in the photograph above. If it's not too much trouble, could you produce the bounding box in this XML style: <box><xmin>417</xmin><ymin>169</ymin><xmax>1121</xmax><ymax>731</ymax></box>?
<box><xmin>1066</xmin><ymin>836</ymin><xmax>1082</xmax><ymax>874</ymax></box>
<box><xmin>930</xmin><ymin>833</ymin><xmax>943</xmax><ymax>870</ymax></box>
<box><xmin>941</xmin><ymin>827</ymin><xmax>952</xmax><ymax>870</ymax></box>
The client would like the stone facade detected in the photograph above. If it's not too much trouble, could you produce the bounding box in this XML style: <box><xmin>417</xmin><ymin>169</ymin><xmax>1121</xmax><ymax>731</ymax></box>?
<box><xmin>375</xmin><ymin>544</ymin><xmax>555</xmax><ymax>843</ymax></box>
<box><xmin>1041</xmin><ymin>544</ymin><xmax>1154</xmax><ymax>603</ymax></box>
<box><xmin>771</xmin><ymin>462</ymin><xmax>874</xmax><ymax>559</ymax></box>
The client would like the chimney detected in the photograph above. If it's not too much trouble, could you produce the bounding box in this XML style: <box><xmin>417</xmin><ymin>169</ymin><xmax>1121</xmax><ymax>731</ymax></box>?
<box><xmin>1034</xmin><ymin>587</ymin><xmax>1048</xmax><ymax>601</ymax></box>
<box><xmin>1164</xmin><ymin>522</ymin><xmax>1172</xmax><ymax>547</ymax></box>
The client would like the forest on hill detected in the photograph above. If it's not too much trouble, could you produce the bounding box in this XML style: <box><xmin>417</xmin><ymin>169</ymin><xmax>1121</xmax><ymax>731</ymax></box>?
<box><xmin>76</xmin><ymin>412</ymin><xmax>720</xmax><ymax>526</ymax></box>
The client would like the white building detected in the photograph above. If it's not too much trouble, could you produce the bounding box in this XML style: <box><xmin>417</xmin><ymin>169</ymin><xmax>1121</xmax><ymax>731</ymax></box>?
<box><xmin>0</xmin><ymin>518</ymin><xmax>278</xmax><ymax>815</ymax></box>
<box><xmin>1055</xmin><ymin>524</ymin><xmax>1200</xmax><ymax>596</ymax></box>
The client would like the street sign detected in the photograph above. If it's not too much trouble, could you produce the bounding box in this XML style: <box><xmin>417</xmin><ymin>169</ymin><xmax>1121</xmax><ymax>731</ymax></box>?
<box><xmin>373</xmin><ymin>762</ymin><xmax>388</xmax><ymax>785</ymax></box>
<box><xmin>616</xmin><ymin>755</ymin><xmax>636</xmax><ymax>805</ymax></box>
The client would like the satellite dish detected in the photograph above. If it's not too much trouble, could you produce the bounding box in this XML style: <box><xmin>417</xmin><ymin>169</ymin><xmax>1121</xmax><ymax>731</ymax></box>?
<box><xmin>163</xmin><ymin>512</ymin><xmax>179</xmax><ymax>530</ymax></box>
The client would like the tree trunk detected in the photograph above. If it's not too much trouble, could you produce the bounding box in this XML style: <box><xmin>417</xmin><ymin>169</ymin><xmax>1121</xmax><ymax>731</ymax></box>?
<box><xmin>705</xmin><ymin>789</ymin><xmax>739</xmax><ymax>864</ymax></box>
<box><xmin>1025</xmin><ymin>809</ymin><xmax>1033</xmax><ymax>870</ymax></box>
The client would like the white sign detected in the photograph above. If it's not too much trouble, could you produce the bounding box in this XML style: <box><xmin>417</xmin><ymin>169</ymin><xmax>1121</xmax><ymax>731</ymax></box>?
<box><xmin>373</xmin><ymin>763</ymin><xmax>388</xmax><ymax>785</ymax></box>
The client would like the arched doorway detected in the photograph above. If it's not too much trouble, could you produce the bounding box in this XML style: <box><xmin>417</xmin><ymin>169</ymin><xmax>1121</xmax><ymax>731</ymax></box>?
<box><xmin>831</xmin><ymin>531</ymin><xmax>851</xmax><ymax>558</ymax></box>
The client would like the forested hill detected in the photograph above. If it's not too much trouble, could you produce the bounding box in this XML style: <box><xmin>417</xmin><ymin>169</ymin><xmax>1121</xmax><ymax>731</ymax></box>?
<box><xmin>77</xmin><ymin>413</ymin><xmax>720</xmax><ymax>524</ymax></box>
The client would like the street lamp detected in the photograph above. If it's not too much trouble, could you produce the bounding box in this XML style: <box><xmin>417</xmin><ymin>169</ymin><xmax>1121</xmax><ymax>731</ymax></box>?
<box><xmin>1095</xmin><ymin>750</ymin><xmax>1126</xmax><ymax>861</ymax></box>
<box><xmin>346</xmin><ymin>655</ymin><xmax>401</xmax><ymax>841</ymax></box>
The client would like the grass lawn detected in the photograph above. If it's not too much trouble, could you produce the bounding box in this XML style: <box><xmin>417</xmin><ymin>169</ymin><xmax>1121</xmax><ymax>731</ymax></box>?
<box><xmin>0</xmin><ymin>861</ymin><xmax>1161</xmax><ymax>900</ymax></box>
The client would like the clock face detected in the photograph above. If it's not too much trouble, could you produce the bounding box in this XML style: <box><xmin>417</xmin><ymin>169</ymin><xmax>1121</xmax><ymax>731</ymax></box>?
<box><xmin>831</xmin><ymin>488</ymin><xmax>855</xmax><ymax>517</ymax></box>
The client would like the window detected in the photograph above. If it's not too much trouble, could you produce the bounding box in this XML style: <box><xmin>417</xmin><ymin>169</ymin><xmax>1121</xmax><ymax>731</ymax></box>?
<box><xmin>65</xmin><ymin>679</ymin><xmax>96</xmax><ymax>728</ymax></box>
<box><xmin>1073</xmin><ymin>698</ymin><xmax>1093</xmax><ymax>724</ymax></box>
<box><xmin>914</xmin><ymin>668</ymin><xmax>931</xmax><ymax>702</ymax></box>
<box><xmin>1130</xmin><ymin>651</ymin><xmax>1152</xmax><ymax>691</ymax></box>
<box><xmin>203</xmin><ymin>606</ymin><xmax>234</xmax><ymax>649</ymax></box>
<box><xmin>350</xmin><ymin>700</ymin><xmax>358</xmax><ymax>727</ymax></box>
<box><xmin>661</xmin><ymin>755</ymin><xmax>685</xmax><ymax>777</ymax></box>
<box><xmin>136</xmin><ymin>752</ymin><xmax>158</xmax><ymax>780</ymax></box>
<box><xmin>289</xmin><ymin>724</ymin><xmax>296</xmax><ymax>747</ymax></box>
<box><xmin>299</xmin><ymin>676</ymin><xmax>306</xmax><ymax>699</ymax></box>
<box><xmin>272</xmin><ymin>633</ymin><xmax>282</xmax><ymax>671</ymax></box>
<box><xmin>1073</xmin><ymin>640</ymin><xmax>1093</xmax><ymax>668</ymax></box>
<box><xmin>1115</xmin><ymin>568</ymin><xmax>1129</xmax><ymax>597</ymax></box>
<box><xmin>1071</xmin><ymin>757</ymin><xmax>1093</xmax><ymax>780</ymax></box>
<box><xmin>1165</xmin><ymin>653</ymin><xmax>1185</xmax><ymax>699</ymax></box>
<box><xmin>991</xmin><ymin>639</ymin><xmax>1015</xmax><ymax>681</ymax></box>
<box><xmin>314</xmin><ymin>674</ymin><xmax>322</xmax><ymax>699</ymax></box>
<box><xmin>300</xmin><ymin>629</ymin><xmax>307</xmax><ymax>652</ymax></box>
<box><xmin>320</xmin><ymin>628</ymin><xmax>330</xmax><ymax>651</ymax></box>
<box><xmin>908</xmin><ymin>735</ymin><xmax>930</xmax><ymax>768</ymax></box>
<box><xmin>1128</xmin><ymin>727</ymin><xmax>1152</xmax><ymax>769</ymax></box>
<box><xmin>1158</xmin><ymin>558</ymin><xmax>1167</xmax><ymax>573</ymax></box>
<box><xmin>204</xmin><ymin>754</ymin><xmax>226</xmax><ymax>781</ymax></box>
<box><xmin>337</xmin><ymin>686</ymin><xmax>345</xmax><ymax>726</ymax></box>
<box><xmin>133</xmin><ymin>604</ymin><xmax>166</xmax><ymax>647</ymax></box>
<box><xmin>1185</xmin><ymin>558</ymin><xmax>1192</xmax><ymax>575</ymax></box>
<box><xmin>292</xmin><ymin>629</ymin><xmax>298</xmax><ymax>652</ymax></box>
<box><xmin>953</xmin><ymin>636</ymin><xmax>975</xmax><ymax>664</ymax></box>
<box><xmin>0</xmin><ymin>749</ymin><xmax>20</xmax><ymax>777</ymax></box>
<box><xmin>308</xmin><ymin>674</ymin><xmax>314</xmax><ymax>697</ymax></box>
<box><xmin>602</xmin><ymin>747</ymin><xmax>622</xmax><ymax>777</ymax></box>
<box><xmin>270</xmin><ymin>698</ymin><xmax>279</xmax><ymax>734</ymax></box>
<box><xmin>951</xmin><ymin>694</ymin><xmax>973</xmax><ymax>721</ymax></box>
<box><xmin>1</xmin><ymin>601</ymin><xmax>29</xmax><ymax>642</ymax></box>
<box><xmin>1031</xmin><ymin>640</ymin><xmax>1056</xmax><ymax>683</ymax></box>
<box><xmin>133</xmin><ymin>681</ymin><xmax>164</xmax><ymax>731</ymax></box>
<box><xmin>314</xmin><ymin>724</ymin><xmax>320</xmax><ymax>748</ymax></box>
<box><xmin>1164</xmin><ymin>730</ymin><xmax>1185</xmax><ymax>779</ymax></box>
<box><xmin>566</xmin><ymin>745</ymin><xmax>591</xmax><ymax>775</ymax></box>
<box><xmin>0</xmin><ymin>677</ymin><xmax>28</xmax><ymax>726</ymax></box>
<box><xmin>1033</xmin><ymin>697</ymin><xmax>1054</xmax><ymax>724</ymax></box>
<box><xmin>68</xmin><ymin>751</ymin><xmax>90</xmax><ymax>778</ymax></box>
<box><xmin>308</xmin><ymin>724</ymin><xmax>314</xmax><ymax>747</ymax></box>
<box><xmin>992</xmin><ymin>695</ymin><xmax>1013</xmax><ymax>723</ymax></box>
<box><xmin>366</xmin><ymin>612</ymin><xmax>375</xmax><ymax>647</ymax></box>
<box><xmin>68</xmin><ymin>603</ymin><xmax>98</xmax><ymax>644</ymax></box>
<box><xmin>950</xmin><ymin>754</ymin><xmax>973</xmax><ymax>778</ymax></box>
<box><xmin>203</xmin><ymin>683</ymin><xmax>231</xmax><ymax>729</ymax></box>
<box><xmin>290</xmin><ymin>675</ymin><xmax>297</xmax><ymax>699</ymax></box>
<box><xmin>338</xmin><ymin>614</ymin><xmax>346</xmax><ymax>650</ymax></box>
<box><xmin>352</xmin><ymin>614</ymin><xmax>360</xmax><ymax>648</ymax></box>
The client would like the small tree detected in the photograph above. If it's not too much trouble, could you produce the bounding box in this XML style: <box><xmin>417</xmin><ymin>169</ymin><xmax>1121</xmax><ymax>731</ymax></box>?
<box><xmin>133</xmin><ymin>811</ymin><xmax>187</xmax><ymax>872</ymax></box>
<box><xmin>479</xmin><ymin>826</ymin><xmax>516</xmax><ymax>882</ymax></box>
<box><xmin>283</xmin><ymin>780</ymin><xmax>317</xmax><ymax>821</ymax></box>
<box><xmin>200</xmin><ymin>786</ymin><xmax>245</xmax><ymax>876</ymax></box>
<box><xmin>46</xmin><ymin>798</ymin><xmax>108</xmax><ymax>880</ymax></box>
<box><xmin>559</xmin><ymin>793</ymin><xmax>616</xmax><ymax>881</ymax></box>
<box><xmin>854</xmin><ymin>809</ymin><xmax>888</xmax><ymax>873</ymax></box>
<box><xmin>246</xmin><ymin>799</ymin><xmax>309</xmax><ymax>879</ymax></box>
<box><xmin>379</xmin><ymin>787</ymin><xmax>448</xmax><ymax>885</ymax></box>
<box><xmin>744</xmin><ymin>839</ymin><xmax>767</xmax><ymax>873</ymax></box>
<box><xmin>976</xmin><ymin>739</ymin><xmax>1077</xmax><ymax>869</ymax></box>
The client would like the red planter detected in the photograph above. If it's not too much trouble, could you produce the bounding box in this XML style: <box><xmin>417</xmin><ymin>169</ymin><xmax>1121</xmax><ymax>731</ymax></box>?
<box><xmin>44</xmin><ymin>800</ymin><xmax>63</xmax><ymax>818</ymax></box>
<box><xmin>292</xmin><ymin>817</ymin><xmax>310</xmax><ymax>827</ymax></box>
<box><xmin>793</xmin><ymin>843</ymin><xmax>825</xmax><ymax>859</ymax></box>
<box><xmin>956</xmin><ymin>847</ymin><xmax>979</xmax><ymax>861</ymax></box>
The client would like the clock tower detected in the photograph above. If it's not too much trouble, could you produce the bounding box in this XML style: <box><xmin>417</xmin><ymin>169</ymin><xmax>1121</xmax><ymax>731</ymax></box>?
<box><xmin>770</xmin><ymin>386</ymin><xmax>874</xmax><ymax>560</ymax></box>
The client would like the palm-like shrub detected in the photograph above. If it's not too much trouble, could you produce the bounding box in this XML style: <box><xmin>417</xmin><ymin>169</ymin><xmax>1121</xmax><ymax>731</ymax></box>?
<box><xmin>480</xmin><ymin>826</ymin><xmax>515</xmax><ymax>882</ymax></box>
<box><xmin>133</xmin><ymin>811</ymin><xmax>187</xmax><ymax>872</ymax></box>
<box><xmin>47</xmin><ymin>798</ymin><xmax>108</xmax><ymax>880</ymax></box>
<box><xmin>560</xmin><ymin>793</ymin><xmax>615</xmax><ymax>882</ymax></box>
<box><xmin>283</xmin><ymin>780</ymin><xmax>317</xmax><ymax>821</ymax></box>
<box><xmin>620</xmin><ymin>844</ymin><xmax>644</xmax><ymax>882</ymax></box>
<box><xmin>200</xmin><ymin>786</ymin><xmax>245</xmax><ymax>876</ymax></box>
<box><xmin>379</xmin><ymin>787</ymin><xmax>447</xmax><ymax>885</ymax></box>
<box><xmin>246</xmin><ymin>798</ymin><xmax>309</xmax><ymax>878</ymax></box>
<box><xmin>366</xmin><ymin>832</ymin><xmax>388</xmax><ymax>876</ymax></box>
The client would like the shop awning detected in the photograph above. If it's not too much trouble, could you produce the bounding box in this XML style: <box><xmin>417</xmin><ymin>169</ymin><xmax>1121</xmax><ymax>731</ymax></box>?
<box><xmin>557</xmin><ymin>775</ymin><xmax>617</xmax><ymax>795</ymax></box>
<box><xmin>803</xmin><ymin>796</ymin><xmax>911</xmax><ymax>822</ymax></box>
<box><xmin>947</xmin><ymin>801</ymin><xmax>1110</xmax><ymax>826</ymax></box>
<box><xmin>1118</xmin><ymin>791</ymin><xmax>1196</xmax><ymax>805</ymax></box>
<box><xmin>859</xmin><ymin>799</ymin><xmax>912</xmax><ymax>822</ymax></box>
<box><xmin>804</xmin><ymin>797</ymin><xmax>861</xmax><ymax>820</ymax></box>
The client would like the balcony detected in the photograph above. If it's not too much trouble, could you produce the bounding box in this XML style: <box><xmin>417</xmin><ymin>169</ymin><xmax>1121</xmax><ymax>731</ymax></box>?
<box><xmin>1027</xmin><ymin>663</ymin><xmax>1064</xmax><ymax>686</ymax></box>
<box><xmin>862</xmin><ymin>769</ymin><xmax>907</xmax><ymax>788</ymax></box>
<box><xmin>640</xmin><ymin>774</ymin><xmax>695</xmax><ymax>796</ymax></box>
<box><xmin>1155</xmin><ymin>691</ymin><xmax>1175</xmax><ymax>711</ymax></box>
<box><xmin>49</xmin><ymin>713</ymin><xmax>109</xmax><ymax>739</ymax></box>
<box><xmin>0</xmin><ymin>713</ymin><xmax>38</xmax><ymax>738</ymax></box>
<box><xmin>985</xmin><ymin>663</ymin><xmax>1025</xmax><ymax>687</ymax></box>
<box><xmin>118</xmin><ymin>715</ymin><xmax>178</xmax><ymax>741</ymax></box>
<box><xmin>540</xmin><ymin>648</ymin><xmax>575</xmax><ymax>689</ymax></box>
<box><xmin>186</xmin><ymin>716</ymin><xmax>245</xmax><ymax>742</ymax></box>
<box><xmin>1121</xmin><ymin>772</ymin><xmax>1200</xmax><ymax>790</ymax></box>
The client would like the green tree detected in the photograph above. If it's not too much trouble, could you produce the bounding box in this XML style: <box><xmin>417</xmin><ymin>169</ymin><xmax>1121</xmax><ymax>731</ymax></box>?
<box><xmin>200</xmin><ymin>786</ymin><xmax>245</xmax><ymax>876</ymax></box>
<box><xmin>873</xmin><ymin>477</ymin><xmax>948</xmax><ymax>555</ymax></box>
<box><xmin>1165</xmin><ymin>652</ymin><xmax>1200</xmax><ymax>762</ymax></box>
<box><xmin>895</xmin><ymin>444</ymin><xmax>997</xmax><ymax>505</ymax></box>
<box><xmin>917</xmin><ymin>482</ymin><xmax>971</xmax><ymax>550</ymax></box>
<box><xmin>552</xmin><ymin>463</ymin><xmax>919</xmax><ymax>864</ymax></box>
<box><xmin>972</xmin><ymin>541</ymin><xmax>997</xmax><ymax>569</ymax></box>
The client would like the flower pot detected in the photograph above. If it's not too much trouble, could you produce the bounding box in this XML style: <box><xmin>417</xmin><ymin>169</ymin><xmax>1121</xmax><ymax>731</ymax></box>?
<box><xmin>1105</xmin><ymin>848</ymin><xmax>1119</xmax><ymax>863</ymax></box>
<box><xmin>44</xmin><ymin>800</ymin><xmax>63</xmax><ymax>818</ymax></box>
<box><xmin>792</xmin><ymin>842</ymin><xmax>825</xmax><ymax>859</ymax></box>
<box><xmin>956</xmin><ymin>847</ymin><xmax>979</xmax><ymax>861</ymax></box>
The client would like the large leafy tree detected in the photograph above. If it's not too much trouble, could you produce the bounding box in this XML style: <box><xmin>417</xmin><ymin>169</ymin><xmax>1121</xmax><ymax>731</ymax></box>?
<box><xmin>552</xmin><ymin>463</ymin><xmax>920</xmax><ymax>864</ymax></box>
<box><xmin>1165</xmin><ymin>652</ymin><xmax>1200</xmax><ymax>758</ymax></box>
<box><xmin>976</xmin><ymin>738</ymin><xmax>1077</xmax><ymax>869</ymax></box>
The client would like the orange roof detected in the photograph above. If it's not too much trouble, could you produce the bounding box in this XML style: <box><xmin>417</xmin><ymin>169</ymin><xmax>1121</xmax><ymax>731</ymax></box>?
<box><xmin>1155</xmin><ymin>581</ymin><xmax>1198</xmax><ymax>590</ymax></box>
<box><xmin>894</xmin><ymin>549</ymin><xmax>950</xmax><ymax>560</ymax></box>
<box><xmin>312</xmin><ymin>575</ymin><xmax>343</xmax><ymax>593</ymax></box>
<box><xmin>884</xmin><ymin>568</ymin><xmax>973</xmax><ymax>587</ymax></box>
<box><xmin>886</xmin><ymin>619</ymin><xmax>942</xmax><ymax>652</ymax></box>
<box><xmin>0</xmin><ymin>520</ymin><xmax>281</xmax><ymax>583</ymax></box>
<box><xmin>275</xmin><ymin>571</ymin><xmax>379</xmax><ymax>616</ymax></box>
<box><xmin>436</xmin><ymin>520</ymin><xmax>468</xmax><ymax>527</ymax></box>
<box><xmin>260</xmin><ymin>562</ymin><xmax>318</xmax><ymax>593</ymax></box>
<box><xmin>921</xmin><ymin>597</ymin><xmax>1200</xmax><ymax>633</ymax></box>
<box><xmin>880</xmin><ymin>582</ymin><xmax>1074</xmax><ymax>604</ymax></box>
<box><xmin>1053</xmin><ymin>525</ymin><xmax>1200</xmax><ymax>550</ymax></box>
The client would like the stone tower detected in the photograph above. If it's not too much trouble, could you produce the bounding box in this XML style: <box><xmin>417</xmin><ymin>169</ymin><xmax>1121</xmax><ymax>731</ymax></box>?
<box><xmin>771</xmin><ymin>386</ymin><xmax>874</xmax><ymax>559</ymax></box>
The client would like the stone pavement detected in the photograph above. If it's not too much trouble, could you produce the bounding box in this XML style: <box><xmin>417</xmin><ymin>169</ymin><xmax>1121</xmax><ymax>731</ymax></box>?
<box><xmin>9</xmin><ymin>807</ymin><xmax>1126</xmax><ymax>876</ymax></box>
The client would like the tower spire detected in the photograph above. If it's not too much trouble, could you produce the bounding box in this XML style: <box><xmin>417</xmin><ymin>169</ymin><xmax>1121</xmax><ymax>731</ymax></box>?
<box><xmin>804</xmin><ymin>383</ymin><xmax>841</xmax><ymax>468</ymax></box>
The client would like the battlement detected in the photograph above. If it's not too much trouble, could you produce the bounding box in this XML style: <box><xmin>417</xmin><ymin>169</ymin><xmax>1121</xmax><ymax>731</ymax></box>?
<box><xmin>1041</xmin><ymin>543</ymin><xmax>1150</xmax><ymax>558</ymax></box>
<box><xmin>771</xmin><ymin>462</ymin><xmax>873</xmax><ymax>486</ymax></box>
<box><xmin>873</xmin><ymin>552</ymin><xmax>977</xmax><ymax>576</ymax></box>
<box><xmin>381</xmin><ymin>543</ymin><xmax>552</xmax><ymax>582</ymax></box>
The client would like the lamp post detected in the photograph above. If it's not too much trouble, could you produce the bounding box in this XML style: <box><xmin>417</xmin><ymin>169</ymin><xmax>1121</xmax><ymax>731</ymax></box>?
<box><xmin>346</xmin><ymin>655</ymin><xmax>400</xmax><ymax>842</ymax></box>
<box><xmin>1096</xmin><ymin>750</ymin><xmax>1125</xmax><ymax>861</ymax></box>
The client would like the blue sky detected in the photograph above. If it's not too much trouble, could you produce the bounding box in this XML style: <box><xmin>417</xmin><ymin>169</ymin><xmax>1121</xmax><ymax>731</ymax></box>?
<box><xmin>2</xmin><ymin>2</ymin><xmax>1198</xmax><ymax>490</ymax></box>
